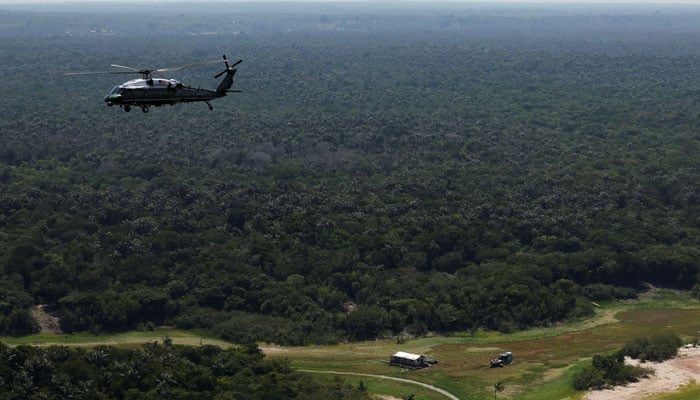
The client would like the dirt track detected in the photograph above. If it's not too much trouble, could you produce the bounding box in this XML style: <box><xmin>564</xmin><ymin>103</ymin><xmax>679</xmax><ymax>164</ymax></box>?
<box><xmin>585</xmin><ymin>346</ymin><xmax>700</xmax><ymax>400</ymax></box>
<box><xmin>299</xmin><ymin>370</ymin><xmax>460</xmax><ymax>400</ymax></box>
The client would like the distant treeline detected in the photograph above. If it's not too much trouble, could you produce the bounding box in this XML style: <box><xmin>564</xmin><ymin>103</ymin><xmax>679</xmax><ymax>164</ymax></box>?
<box><xmin>2</xmin><ymin>3</ymin><xmax>700</xmax><ymax>36</ymax></box>
<box><xmin>1</xmin><ymin>6</ymin><xmax>699</xmax><ymax>344</ymax></box>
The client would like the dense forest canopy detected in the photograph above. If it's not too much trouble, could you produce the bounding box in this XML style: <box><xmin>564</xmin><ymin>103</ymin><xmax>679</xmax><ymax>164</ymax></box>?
<box><xmin>0</xmin><ymin>340</ymin><xmax>370</xmax><ymax>399</ymax></box>
<box><xmin>0</xmin><ymin>2</ymin><xmax>699</xmax><ymax>344</ymax></box>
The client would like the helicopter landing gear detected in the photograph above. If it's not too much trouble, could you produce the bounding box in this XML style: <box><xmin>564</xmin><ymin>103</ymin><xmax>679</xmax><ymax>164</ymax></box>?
<box><xmin>124</xmin><ymin>105</ymin><xmax>131</xmax><ymax>112</ymax></box>
<box><xmin>141</xmin><ymin>106</ymin><xmax>150</xmax><ymax>113</ymax></box>
<box><xmin>205</xmin><ymin>101</ymin><xmax>213</xmax><ymax>111</ymax></box>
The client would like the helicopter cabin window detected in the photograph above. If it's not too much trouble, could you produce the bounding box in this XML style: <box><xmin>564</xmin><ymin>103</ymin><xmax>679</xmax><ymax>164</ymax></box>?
<box><xmin>165</xmin><ymin>79</ymin><xmax>180</xmax><ymax>92</ymax></box>
<box><xmin>109</xmin><ymin>87</ymin><xmax>121</xmax><ymax>95</ymax></box>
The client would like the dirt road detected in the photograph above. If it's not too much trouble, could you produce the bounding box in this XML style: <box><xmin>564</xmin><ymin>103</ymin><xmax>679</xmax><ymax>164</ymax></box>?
<box><xmin>299</xmin><ymin>369</ymin><xmax>460</xmax><ymax>400</ymax></box>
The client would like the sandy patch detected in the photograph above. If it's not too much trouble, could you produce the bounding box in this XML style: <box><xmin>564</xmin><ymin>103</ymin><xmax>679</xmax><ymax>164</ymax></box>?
<box><xmin>260</xmin><ymin>346</ymin><xmax>288</xmax><ymax>353</ymax></box>
<box><xmin>584</xmin><ymin>346</ymin><xmax>700</xmax><ymax>400</ymax></box>
<box><xmin>464</xmin><ymin>346</ymin><xmax>500</xmax><ymax>352</ymax></box>
<box><xmin>31</xmin><ymin>304</ymin><xmax>62</xmax><ymax>334</ymax></box>
<box><xmin>375</xmin><ymin>396</ymin><xmax>402</xmax><ymax>400</ymax></box>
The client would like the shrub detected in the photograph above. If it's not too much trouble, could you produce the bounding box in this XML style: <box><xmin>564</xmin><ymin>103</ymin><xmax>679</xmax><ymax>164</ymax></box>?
<box><xmin>623</xmin><ymin>334</ymin><xmax>682</xmax><ymax>362</ymax></box>
<box><xmin>573</xmin><ymin>365</ymin><xmax>605</xmax><ymax>390</ymax></box>
<box><xmin>582</xmin><ymin>284</ymin><xmax>638</xmax><ymax>301</ymax></box>
<box><xmin>573</xmin><ymin>350</ymin><xmax>648</xmax><ymax>391</ymax></box>
<box><xmin>691</xmin><ymin>284</ymin><xmax>700</xmax><ymax>300</ymax></box>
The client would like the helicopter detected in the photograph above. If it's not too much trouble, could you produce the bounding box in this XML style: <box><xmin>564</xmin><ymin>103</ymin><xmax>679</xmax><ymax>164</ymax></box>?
<box><xmin>65</xmin><ymin>55</ymin><xmax>242</xmax><ymax>113</ymax></box>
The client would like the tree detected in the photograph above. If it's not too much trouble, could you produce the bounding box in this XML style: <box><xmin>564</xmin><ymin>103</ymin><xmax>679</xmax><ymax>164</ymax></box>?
<box><xmin>623</xmin><ymin>334</ymin><xmax>682</xmax><ymax>362</ymax></box>
<box><xmin>4</xmin><ymin>6</ymin><xmax>700</xmax><ymax>347</ymax></box>
<box><xmin>494</xmin><ymin>382</ymin><xmax>505</xmax><ymax>399</ymax></box>
<box><xmin>345</xmin><ymin>305</ymin><xmax>390</xmax><ymax>340</ymax></box>
<box><xmin>5</xmin><ymin>309</ymin><xmax>38</xmax><ymax>336</ymax></box>
<box><xmin>691</xmin><ymin>283</ymin><xmax>700</xmax><ymax>300</ymax></box>
<box><xmin>573</xmin><ymin>350</ymin><xmax>648</xmax><ymax>390</ymax></box>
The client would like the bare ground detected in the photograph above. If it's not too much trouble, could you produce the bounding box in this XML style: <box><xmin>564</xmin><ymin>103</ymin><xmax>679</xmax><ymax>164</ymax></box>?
<box><xmin>31</xmin><ymin>304</ymin><xmax>62</xmax><ymax>334</ymax></box>
<box><xmin>259</xmin><ymin>346</ymin><xmax>288</xmax><ymax>353</ymax></box>
<box><xmin>585</xmin><ymin>346</ymin><xmax>700</xmax><ymax>400</ymax></box>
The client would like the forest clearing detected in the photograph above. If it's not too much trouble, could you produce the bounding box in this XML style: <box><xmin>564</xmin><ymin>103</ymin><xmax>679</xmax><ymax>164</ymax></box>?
<box><xmin>5</xmin><ymin>289</ymin><xmax>700</xmax><ymax>399</ymax></box>
<box><xmin>260</xmin><ymin>290</ymin><xmax>700</xmax><ymax>399</ymax></box>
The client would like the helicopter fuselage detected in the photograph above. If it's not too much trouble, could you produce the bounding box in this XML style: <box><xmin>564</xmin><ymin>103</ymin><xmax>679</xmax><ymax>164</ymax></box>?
<box><xmin>104</xmin><ymin>78</ymin><xmax>225</xmax><ymax>112</ymax></box>
<box><xmin>66</xmin><ymin>54</ymin><xmax>240</xmax><ymax>113</ymax></box>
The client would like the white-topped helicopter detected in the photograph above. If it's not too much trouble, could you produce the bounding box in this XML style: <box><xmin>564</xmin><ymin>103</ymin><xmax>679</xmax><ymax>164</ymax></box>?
<box><xmin>65</xmin><ymin>55</ymin><xmax>242</xmax><ymax>113</ymax></box>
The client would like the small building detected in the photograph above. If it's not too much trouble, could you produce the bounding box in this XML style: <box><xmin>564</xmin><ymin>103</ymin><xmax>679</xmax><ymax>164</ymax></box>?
<box><xmin>389</xmin><ymin>351</ymin><xmax>437</xmax><ymax>369</ymax></box>
<box><xmin>390</xmin><ymin>351</ymin><xmax>425</xmax><ymax>368</ymax></box>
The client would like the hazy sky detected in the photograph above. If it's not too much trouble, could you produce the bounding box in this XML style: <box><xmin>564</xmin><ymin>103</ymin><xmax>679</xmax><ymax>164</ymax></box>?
<box><xmin>2</xmin><ymin>0</ymin><xmax>700</xmax><ymax>4</ymax></box>
<box><xmin>1</xmin><ymin>0</ymin><xmax>700</xmax><ymax>7</ymax></box>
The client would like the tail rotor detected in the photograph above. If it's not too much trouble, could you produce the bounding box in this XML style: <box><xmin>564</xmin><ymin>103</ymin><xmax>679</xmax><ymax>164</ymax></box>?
<box><xmin>215</xmin><ymin>55</ymin><xmax>242</xmax><ymax>78</ymax></box>
<box><xmin>215</xmin><ymin>55</ymin><xmax>242</xmax><ymax>94</ymax></box>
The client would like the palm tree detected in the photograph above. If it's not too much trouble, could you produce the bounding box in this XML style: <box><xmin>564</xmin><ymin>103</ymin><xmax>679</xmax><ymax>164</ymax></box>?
<box><xmin>494</xmin><ymin>382</ymin><xmax>505</xmax><ymax>399</ymax></box>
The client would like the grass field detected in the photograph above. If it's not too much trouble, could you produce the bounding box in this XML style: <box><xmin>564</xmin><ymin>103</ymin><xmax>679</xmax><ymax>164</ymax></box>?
<box><xmin>648</xmin><ymin>382</ymin><xmax>700</xmax><ymax>400</ymax></box>
<box><xmin>2</xmin><ymin>289</ymin><xmax>699</xmax><ymax>399</ymax></box>
<box><xmin>0</xmin><ymin>328</ymin><xmax>233</xmax><ymax>349</ymax></box>
<box><xmin>310</xmin><ymin>372</ymin><xmax>450</xmax><ymax>400</ymax></box>
<box><xmin>263</xmin><ymin>290</ymin><xmax>700</xmax><ymax>400</ymax></box>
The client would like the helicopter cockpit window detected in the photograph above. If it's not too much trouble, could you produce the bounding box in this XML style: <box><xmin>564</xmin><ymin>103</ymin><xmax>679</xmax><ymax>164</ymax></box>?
<box><xmin>109</xmin><ymin>87</ymin><xmax>122</xmax><ymax>95</ymax></box>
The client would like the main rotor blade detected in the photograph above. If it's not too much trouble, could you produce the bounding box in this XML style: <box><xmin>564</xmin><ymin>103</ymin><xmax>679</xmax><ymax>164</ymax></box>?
<box><xmin>155</xmin><ymin>59</ymin><xmax>224</xmax><ymax>73</ymax></box>
<box><xmin>66</xmin><ymin>57</ymin><xmax>231</xmax><ymax>77</ymax></box>
<box><xmin>110</xmin><ymin>64</ymin><xmax>142</xmax><ymax>71</ymax></box>
<box><xmin>64</xmin><ymin>70</ymin><xmax>138</xmax><ymax>76</ymax></box>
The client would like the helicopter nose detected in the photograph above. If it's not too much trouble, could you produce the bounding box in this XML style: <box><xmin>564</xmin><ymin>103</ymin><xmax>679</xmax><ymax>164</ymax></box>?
<box><xmin>105</xmin><ymin>94</ymin><xmax>122</xmax><ymax>104</ymax></box>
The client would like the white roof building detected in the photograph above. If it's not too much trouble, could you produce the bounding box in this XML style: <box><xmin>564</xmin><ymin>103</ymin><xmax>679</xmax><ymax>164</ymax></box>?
<box><xmin>392</xmin><ymin>351</ymin><xmax>422</xmax><ymax>360</ymax></box>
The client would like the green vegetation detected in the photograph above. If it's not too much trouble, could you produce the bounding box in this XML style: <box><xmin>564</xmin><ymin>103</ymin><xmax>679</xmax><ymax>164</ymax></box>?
<box><xmin>263</xmin><ymin>293</ymin><xmax>700</xmax><ymax>399</ymax></box>
<box><xmin>572</xmin><ymin>351</ymin><xmax>648</xmax><ymax>391</ymax></box>
<box><xmin>2</xmin><ymin>294</ymin><xmax>699</xmax><ymax>399</ymax></box>
<box><xmin>517</xmin><ymin>363</ymin><xmax>586</xmax><ymax>400</ymax></box>
<box><xmin>650</xmin><ymin>383</ymin><xmax>700</xmax><ymax>400</ymax></box>
<box><xmin>2</xmin><ymin>1</ymin><xmax>700</xmax><ymax>397</ymax></box>
<box><xmin>3</xmin><ymin>3</ymin><xmax>699</xmax><ymax>345</ymax></box>
<box><xmin>691</xmin><ymin>284</ymin><xmax>700</xmax><ymax>300</ymax></box>
<box><xmin>573</xmin><ymin>333</ymin><xmax>683</xmax><ymax>391</ymax></box>
<box><xmin>623</xmin><ymin>333</ymin><xmax>683</xmax><ymax>362</ymax></box>
<box><xmin>0</xmin><ymin>328</ymin><xmax>233</xmax><ymax>348</ymax></box>
<box><xmin>309</xmin><ymin>373</ymin><xmax>447</xmax><ymax>400</ymax></box>
<box><xmin>0</xmin><ymin>340</ymin><xmax>369</xmax><ymax>400</ymax></box>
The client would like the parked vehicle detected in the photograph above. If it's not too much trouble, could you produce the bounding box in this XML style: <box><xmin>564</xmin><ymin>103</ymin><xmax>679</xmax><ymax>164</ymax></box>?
<box><xmin>490</xmin><ymin>352</ymin><xmax>513</xmax><ymax>368</ymax></box>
